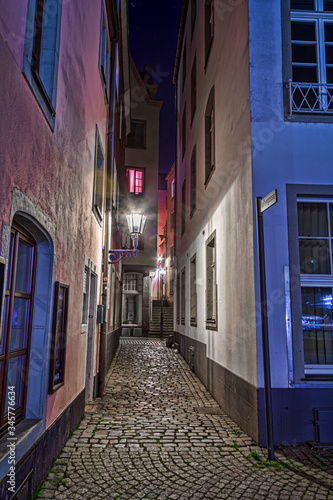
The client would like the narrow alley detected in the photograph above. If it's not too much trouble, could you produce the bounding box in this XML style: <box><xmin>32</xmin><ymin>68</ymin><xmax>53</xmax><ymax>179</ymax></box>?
<box><xmin>39</xmin><ymin>340</ymin><xmax>333</xmax><ymax>500</ymax></box>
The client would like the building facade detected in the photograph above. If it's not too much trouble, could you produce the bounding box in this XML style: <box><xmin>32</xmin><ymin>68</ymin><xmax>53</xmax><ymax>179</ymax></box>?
<box><xmin>118</xmin><ymin>57</ymin><xmax>162</xmax><ymax>336</ymax></box>
<box><xmin>174</xmin><ymin>0</ymin><xmax>333</xmax><ymax>446</ymax></box>
<box><xmin>0</xmin><ymin>0</ymin><xmax>128</xmax><ymax>496</ymax></box>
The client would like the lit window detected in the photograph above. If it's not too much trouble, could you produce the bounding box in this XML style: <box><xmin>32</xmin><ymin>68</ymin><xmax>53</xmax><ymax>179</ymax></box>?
<box><xmin>127</xmin><ymin>169</ymin><xmax>144</xmax><ymax>195</ymax></box>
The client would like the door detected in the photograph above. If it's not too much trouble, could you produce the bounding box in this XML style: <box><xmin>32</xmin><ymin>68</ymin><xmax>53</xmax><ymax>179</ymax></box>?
<box><xmin>85</xmin><ymin>272</ymin><xmax>97</xmax><ymax>402</ymax></box>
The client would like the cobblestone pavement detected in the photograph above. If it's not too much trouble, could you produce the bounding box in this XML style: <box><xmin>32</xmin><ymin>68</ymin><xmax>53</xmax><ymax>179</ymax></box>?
<box><xmin>40</xmin><ymin>339</ymin><xmax>333</xmax><ymax>499</ymax></box>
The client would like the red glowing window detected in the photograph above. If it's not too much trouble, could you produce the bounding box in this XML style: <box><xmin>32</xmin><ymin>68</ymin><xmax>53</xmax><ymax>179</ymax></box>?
<box><xmin>127</xmin><ymin>169</ymin><xmax>144</xmax><ymax>195</ymax></box>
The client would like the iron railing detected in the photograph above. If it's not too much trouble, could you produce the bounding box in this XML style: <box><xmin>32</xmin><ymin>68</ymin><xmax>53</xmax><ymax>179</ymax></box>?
<box><xmin>287</xmin><ymin>80</ymin><xmax>333</xmax><ymax>116</ymax></box>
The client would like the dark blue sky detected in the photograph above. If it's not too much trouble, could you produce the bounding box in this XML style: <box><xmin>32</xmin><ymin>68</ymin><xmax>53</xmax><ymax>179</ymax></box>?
<box><xmin>129</xmin><ymin>0</ymin><xmax>182</xmax><ymax>174</ymax></box>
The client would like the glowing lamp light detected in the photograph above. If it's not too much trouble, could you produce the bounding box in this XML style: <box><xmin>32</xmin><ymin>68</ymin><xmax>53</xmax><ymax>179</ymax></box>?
<box><xmin>126</xmin><ymin>213</ymin><xmax>146</xmax><ymax>236</ymax></box>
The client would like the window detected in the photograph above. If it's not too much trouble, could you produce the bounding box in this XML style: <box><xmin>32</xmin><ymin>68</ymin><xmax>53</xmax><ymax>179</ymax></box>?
<box><xmin>205</xmin><ymin>87</ymin><xmax>215</xmax><ymax>184</ymax></box>
<box><xmin>49</xmin><ymin>282</ymin><xmax>69</xmax><ymax>393</ymax></box>
<box><xmin>22</xmin><ymin>0</ymin><xmax>63</xmax><ymax>127</ymax></box>
<box><xmin>127</xmin><ymin>168</ymin><xmax>144</xmax><ymax>195</ymax></box>
<box><xmin>170</xmin><ymin>279</ymin><xmax>174</xmax><ymax>296</ymax></box>
<box><xmin>177</xmin><ymin>272</ymin><xmax>180</xmax><ymax>323</ymax></box>
<box><xmin>99</xmin><ymin>7</ymin><xmax>110</xmax><ymax>102</ymax></box>
<box><xmin>206</xmin><ymin>231</ymin><xmax>217</xmax><ymax>328</ymax></box>
<box><xmin>190</xmin><ymin>146</ymin><xmax>196</xmax><ymax>216</ymax></box>
<box><xmin>170</xmin><ymin>210</ymin><xmax>175</xmax><ymax>232</ymax></box>
<box><xmin>181</xmin><ymin>267</ymin><xmax>186</xmax><ymax>324</ymax></box>
<box><xmin>171</xmin><ymin>178</ymin><xmax>175</xmax><ymax>198</ymax></box>
<box><xmin>82</xmin><ymin>266</ymin><xmax>89</xmax><ymax>324</ymax></box>
<box><xmin>289</xmin><ymin>0</ymin><xmax>333</xmax><ymax>113</ymax></box>
<box><xmin>182</xmin><ymin>105</ymin><xmax>186</xmax><ymax>158</ymax></box>
<box><xmin>182</xmin><ymin>40</ymin><xmax>187</xmax><ymax>90</ymax></box>
<box><xmin>190</xmin><ymin>255</ymin><xmax>197</xmax><ymax>326</ymax></box>
<box><xmin>126</xmin><ymin>120</ymin><xmax>146</xmax><ymax>149</ymax></box>
<box><xmin>93</xmin><ymin>128</ymin><xmax>105</xmax><ymax>221</ymax></box>
<box><xmin>191</xmin><ymin>54</ymin><xmax>197</xmax><ymax>122</ymax></box>
<box><xmin>181</xmin><ymin>180</ymin><xmax>186</xmax><ymax>236</ymax></box>
<box><xmin>297</xmin><ymin>201</ymin><xmax>333</xmax><ymax>367</ymax></box>
<box><xmin>170</xmin><ymin>245</ymin><xmax>175</xmax><ymax>266</ymax></box>
<box><xmin>123</xmin><ymin>274</ymin><xmax>138</xmax><ymax>291</ymax></box>
<box><xmin>0</xmin><ymin>225</ymin><xmax>36</xmax><ymax>435</ymax></box>
<box><xmin>205</xmin><ymin>0</ymin><xmax>214</xmax><ymax>65</ymax></box>
<box><xmin>191</xmin><ymin>0</ymin><xmax>197</xmax><ymax>39</ymax></box>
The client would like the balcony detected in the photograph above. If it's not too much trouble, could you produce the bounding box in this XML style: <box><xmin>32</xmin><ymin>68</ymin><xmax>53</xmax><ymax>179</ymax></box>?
<box><xmin>287</xmin><ymin>80</ymin><xmax>333</xmax><ymax>116</ymax></box>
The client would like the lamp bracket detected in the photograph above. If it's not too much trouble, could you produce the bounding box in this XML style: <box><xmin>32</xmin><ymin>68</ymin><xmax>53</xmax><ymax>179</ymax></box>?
<box><xmin>109</xmin><ymin>249</ymin><xmax>138</xmax><ymax>264</ymax></box>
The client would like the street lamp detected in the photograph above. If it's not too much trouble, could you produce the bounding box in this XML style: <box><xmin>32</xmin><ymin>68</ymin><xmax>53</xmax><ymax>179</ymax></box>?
<box><xmin>109</xmin><ymin>213</ymin><xmax>146</xmax><ymax>264</ymax></box>
<box><xmin>159</xmin><ymin>267</ymin><xmax>166</xmax><ymax>338</ymax></box>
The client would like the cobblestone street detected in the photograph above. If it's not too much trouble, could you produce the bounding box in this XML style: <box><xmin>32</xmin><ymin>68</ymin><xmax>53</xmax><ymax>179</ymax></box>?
<box><xmin>40</xmin><ymin>339</ymin><xmax>333</xmax><ymax>499</ymax></box>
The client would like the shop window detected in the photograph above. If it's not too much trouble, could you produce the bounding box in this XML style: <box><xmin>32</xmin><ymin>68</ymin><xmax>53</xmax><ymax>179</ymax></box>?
<box><xmin>49</xmin><ymin>282</ymin><xmax>69</xmax><ymax>393</ymax></box>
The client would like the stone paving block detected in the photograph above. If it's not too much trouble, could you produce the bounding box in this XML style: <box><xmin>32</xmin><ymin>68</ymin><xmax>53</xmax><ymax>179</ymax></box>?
<box><xmin>39</xmin><ymin>339</ymin><xmax>333</xmax><ymax>499</ymax></box>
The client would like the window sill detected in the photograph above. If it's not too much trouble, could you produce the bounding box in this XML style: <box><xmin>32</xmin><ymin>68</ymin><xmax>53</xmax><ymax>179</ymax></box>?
<box><xmin>206</xmin><ymin>321</ymin><xmax>217</xmax><ymax>331</ymax></box>
<box><xmin>126</xmin><ymin>145</ymin><xmax>146</xmax><ymax>150</ymax></box>
<box><xmin>49</xmin><ymin>381</ymin><xmax>64</xmax><ymax>395</ymax></box>
<box><xmin>286</xmin><ymin>112</ymin><xmax>333</xmax><ymax>124</ymax></box>
<box><xmin>22</xmin><ymin>66</ymin><xmax>56</xmax><ymax>130</ymax></box>
<box><xmin>93</xmin><ymin>206</ymin><xmax>103</xmax><ymax>226</ymax></box>
<box><xmin>191</xmin><ymin>321</ymin><xmax>197</xmax><ymax>327</ymax></box>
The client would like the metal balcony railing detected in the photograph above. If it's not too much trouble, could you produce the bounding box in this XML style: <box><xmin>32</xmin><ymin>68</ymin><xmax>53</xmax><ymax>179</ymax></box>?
<box><xmin>287</xmin><ymin>80</ymin><xmax>333</xmax><ymax>116</ymax></box>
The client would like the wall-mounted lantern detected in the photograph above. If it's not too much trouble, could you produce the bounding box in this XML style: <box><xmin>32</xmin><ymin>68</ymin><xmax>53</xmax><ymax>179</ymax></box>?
<box><xmin>109</xmin><ymin>213</ymin><xmax>146</xmax><ymax>264</ymax></box>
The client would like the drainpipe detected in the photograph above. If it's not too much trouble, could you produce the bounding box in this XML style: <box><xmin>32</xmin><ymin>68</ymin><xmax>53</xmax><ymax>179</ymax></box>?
<box><xmin>98</xmin><ymin>21</ymin><xmax>119</xmax><ymax>397</ymax></box>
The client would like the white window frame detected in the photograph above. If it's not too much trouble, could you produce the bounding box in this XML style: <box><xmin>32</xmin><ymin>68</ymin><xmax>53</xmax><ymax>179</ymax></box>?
<box><xmin>297</xmin><ymin>196</ymin><xmax>333</xmax><ymax>375</ymax></box>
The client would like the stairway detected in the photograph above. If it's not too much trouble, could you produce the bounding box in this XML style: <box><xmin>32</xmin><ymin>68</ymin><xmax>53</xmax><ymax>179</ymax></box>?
<box><xmin>148</xmin><ymin>301</ymin><xmax>174</xmax><ymax>338</ymax></box>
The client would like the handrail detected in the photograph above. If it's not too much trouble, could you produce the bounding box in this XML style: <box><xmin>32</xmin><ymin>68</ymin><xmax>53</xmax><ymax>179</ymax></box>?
<box><xmin>287</xmin><ymin>80</ymin><xmax>333</xmax><ymax>116</ymax></box>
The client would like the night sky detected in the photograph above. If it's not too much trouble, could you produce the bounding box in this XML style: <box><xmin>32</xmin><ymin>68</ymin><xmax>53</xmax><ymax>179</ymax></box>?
<box><xmin>129</xmin><ymin>0</ymin><xmax>183</xmax><ymax>174</ymax></box>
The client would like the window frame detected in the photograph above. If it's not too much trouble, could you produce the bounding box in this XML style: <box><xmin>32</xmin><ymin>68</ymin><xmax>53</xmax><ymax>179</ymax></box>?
<box><xmin>0</xmin><ymin>224</ymin><xmax>37</xmax><ymax>436</ymax></box>
<box><xmin>206</xmin><ymin>230</ymin><xmax>217</xmax><ymax>330</ymax></box>
<box><xmin>181</xmin><ymin>180</ymin><xmax>186</xmax><ymax>237</ymax></box>
<box><xmin>205</xmin><ymin>87</ymin><xmax>215</xmax><ymax>186</ymax></box>
<box><xmin>190</xmin><ymin>145</ymin><xmax>197</xmax><ymax>217</ymax></box>
<box><xmin>126</xmin><ymin>167</ymin><xmax>145</xmax><ymax>196</ymax></box>
<box><xmin>190</xmin><ymin>254</ymin><xmax>197</xmax><ymax>326</ymax></box>
<box><xmin>171</xmin><ymin>178</ymin><xmax>175</xmax><ymax>199</ymax></box>
<box><xmin>181</xmin><ymin>267</ymin><xmax>186</xmax><ymax>325</ymax></box>
<box><xmin>99</xmin><ymin>6</ymin><xmax>110</xmax><ymax>104</ymax></box>
<box><xmin>22</xmin><ymin>0</ymin><xmax>63</xmax><ymax>129</ymax></box>
<box><xmin>287</xmin><ymin>184</ymin><xmax>333</xmax><ymax>381</ymax></box>
<box><xmin>93</xmin><ymin>127</ymin><xmax>105</xmax><ymax>223</ymax></box>
<box><xmin>126</xmin><ymin>120</ymin><xmax>147</xmax><ymax>149</ymax></box>
<box><xmin>283</xmin><ymin>0</ymin><xmax>333</xmax><ymax>120</ymax></box>
<box><xmin>49</xmin><ymin>282</ymin><xmax>69</xmax><ymax>394</ymax></box>
<box><xmin>204</xmin><ymin>0</ymin><xmax>214</xmax><ymax>69</ymax></box>
<box><xmin>191</xmin><ymin>53</ymin><xmax>197</xmax><ymax>124</ymax></box>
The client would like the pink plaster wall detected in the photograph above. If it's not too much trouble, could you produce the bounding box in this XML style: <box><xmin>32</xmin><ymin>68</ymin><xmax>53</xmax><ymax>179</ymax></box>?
<box><xmin>0</xmin><ymin>0</ymin><xmax>109</xmax><ymax>427</ymax></box>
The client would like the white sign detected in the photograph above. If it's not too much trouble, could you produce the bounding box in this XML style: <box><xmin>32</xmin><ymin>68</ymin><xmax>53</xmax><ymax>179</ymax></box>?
<box><xmin>260</xmin><ymin>189</ymin><xmax>277</xmax><ymax>213</ymax></box>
